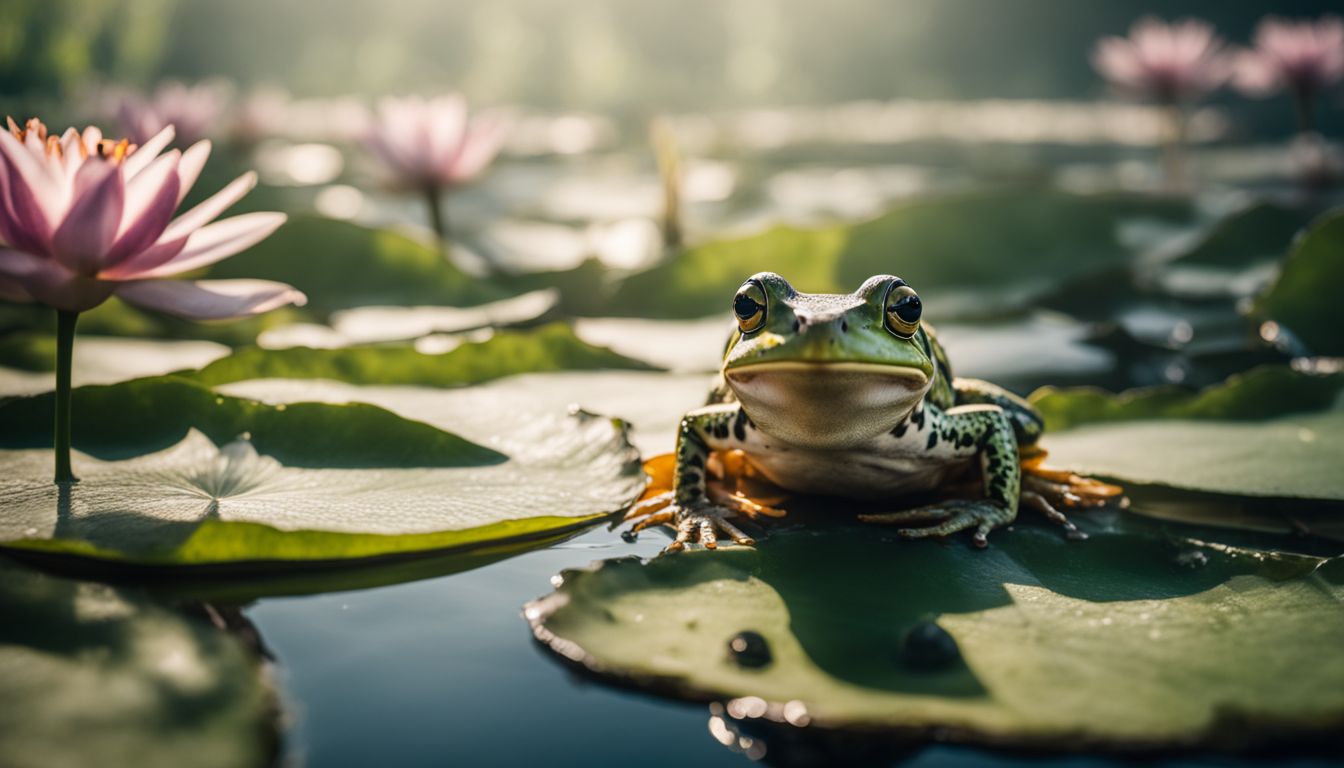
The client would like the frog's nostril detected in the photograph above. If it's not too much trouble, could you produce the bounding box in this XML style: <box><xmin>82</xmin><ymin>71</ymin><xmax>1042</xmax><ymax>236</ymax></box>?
<box><xmin>841</xmin><ymin>320</ymin><xmax>849</xmax><ymax>333</ymax></box>
<box><xmin>793</xmin><ymin>318</ymin><xmax>803</xmax><ymax>332</ymax></box>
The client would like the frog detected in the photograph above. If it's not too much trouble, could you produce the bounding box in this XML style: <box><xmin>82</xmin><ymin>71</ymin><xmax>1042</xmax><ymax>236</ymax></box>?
<box><xmin>625</xmin><ymin>272</ymin><xmax>1105</xmax><ymax>552</ymax></box>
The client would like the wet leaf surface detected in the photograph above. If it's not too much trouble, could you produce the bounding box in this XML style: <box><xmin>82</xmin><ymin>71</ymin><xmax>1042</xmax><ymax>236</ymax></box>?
<box><xmin>0</xmin><ymin>378</ymin><xmax>644</xmax><ymax>568</ymax></box>
<box><xmin>527</xmin><ymin>517</ymin><xmax>1344</xmax><ymax>752</ymax></box>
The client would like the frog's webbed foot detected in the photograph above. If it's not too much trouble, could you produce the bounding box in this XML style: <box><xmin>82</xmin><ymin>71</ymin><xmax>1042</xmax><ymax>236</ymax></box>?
<box><xmin>1019</xmin><ymin>457</ymin><xmax>1126</xmax><ymax>541</ymax></box>
<box><xmin>858</xmin><ymin>499</ymin><xmax>1013</xmax><ymax>549</ymax></box>
<box><xmin>622</xmin><ymin>493</ymin><xmax>758</xmax><ymax>553</ymax></box>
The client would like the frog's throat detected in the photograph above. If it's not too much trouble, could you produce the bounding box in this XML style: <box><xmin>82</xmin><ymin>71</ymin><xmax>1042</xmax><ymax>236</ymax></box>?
<box><xmin>724</xmin><ymin>361</ymin><xmax>931</xmax><ymax>449</ymax></box>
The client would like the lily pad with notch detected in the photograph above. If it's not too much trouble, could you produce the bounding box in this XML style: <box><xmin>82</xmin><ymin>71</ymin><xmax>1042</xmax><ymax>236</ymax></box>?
<box><xmin>526</xmin><ymin>516</ymin><xmax>1344</xmax><ymax>753</ymax></box>
<box><xmin>0</xmin><ymin>377</ymin><xmax>645</xmax><ymax>569</ymax></box>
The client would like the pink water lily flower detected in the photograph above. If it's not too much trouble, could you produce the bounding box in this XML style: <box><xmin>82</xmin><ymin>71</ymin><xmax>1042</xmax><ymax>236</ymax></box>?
<box><xmin>0</xmin><ymin>117</ymin><xmax>304</xmax><ymax>484</ymax></box>
<box><xmin>361</xmin><ymin>94</ymin><xmax>510</xmax><ymax>190</ymax></box>
<box><xmin>1092</xmin><ymin>17</ymin><xmax>1233</xmax><ymax>103</ymax></box>
<box><xmin>0</xmin><ymin>118</ymin><xmax>304</xmax><ymax>319</ymax></box>
<box><xmin>1235</xmin><ymin>16</ymin><xmax>1344</xmax><ymax>133</ymax></box>
<box><xmin>111</xmin><ymin>81</ymin><xmax>232</xmax><ymax>147</ymax></box>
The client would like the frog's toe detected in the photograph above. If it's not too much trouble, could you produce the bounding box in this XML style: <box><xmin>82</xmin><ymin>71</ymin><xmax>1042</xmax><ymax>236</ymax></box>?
<box><xmin>869</xmin><ymin>500</ymin><xmax>1009</xmax><ymax>549</ymax></box>
<box><xmin>1022</xmin><ymin>490</ymin><xmax>1088</xmax><ymax>541</ymax></box>
<box><xmin>665</xmin><ymin>506</ymin><xmax>754</xmax><ymax>553</ymax></box>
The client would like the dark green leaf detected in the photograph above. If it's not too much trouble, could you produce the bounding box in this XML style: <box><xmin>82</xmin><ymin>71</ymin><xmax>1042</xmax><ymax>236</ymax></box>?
<box><xmin>1253</xmin><ymin>208</ymin><xmax>1344</xmax><ymax>356</ymax></box>
<box><xmin>188</xmin><ymin>323</ymin><xmax>657</xmax><ymax>387</ymax></box>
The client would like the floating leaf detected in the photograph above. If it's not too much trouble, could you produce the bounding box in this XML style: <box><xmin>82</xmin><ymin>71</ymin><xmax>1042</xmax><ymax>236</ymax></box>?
<box><xmin>1030</xmin><ymin>365</ymin><xmax>1344</xmax><ymax>432</ymax></box>
<box><xmin>527</xmin><ymin>521</ymin><xmax>1344</xmax><ymax>752</ymax></box>
<box><xmin>0</xmin><ymin>562</ymin><xmax>276</xmax><ymax>767</ymax></box>
<box><xmin>1253</xmin><ymin>208</ymin><xmax>1344</xmax><ymax>356</ymax></box>
<box><xmin>0</xmin><ymin>379</ymin><xmax>644</xmax><ymax>567</ymax></box>
<box><xmin>0</xmin><ymin>377</ymin><xmax>501</xmax><ymax>467</ymax></box>
<box><xmin>1170</xmin><ymin>202</ymin><xmax>1313</xmax><ymax>267</ymax></box>
<box><xmin>606</xmin><ymin>191</ymin><xmax>1190</xmax><ymax>319</ymax></box>
<box><xmin>188</xmin><ymin>324</ymin><xmax>656</xmax><ymax>387</ymax></box>
<box><xmin>0</xmin><ymin>337</ymin><xmax>230</xmax><ymax>398</ymax></box>
<box><xmin>1030</xmin><ymin>366</ymin><xmax>1344</xmax><ymax>500</ymax></box>
<box><xmin>203</xmin><ymin>215</ymin><xmax>508</xmax><ymax>313</ymax></box>
<box><xmin>1042</xmin><ymin>406</ymin><xmax>1344</xmax><ymax>501</ymax></box>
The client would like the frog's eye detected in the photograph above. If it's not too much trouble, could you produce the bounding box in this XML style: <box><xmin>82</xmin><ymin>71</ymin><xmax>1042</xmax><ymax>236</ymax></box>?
<box><xmin>884</xmin><ymin>283</ymin><xmax>922</xmax><ymax>339</ymax></box>
<box><xmin>733</xmin><ymin>281</ymin><xmax>768</xmax><ymax>334</ymax></box>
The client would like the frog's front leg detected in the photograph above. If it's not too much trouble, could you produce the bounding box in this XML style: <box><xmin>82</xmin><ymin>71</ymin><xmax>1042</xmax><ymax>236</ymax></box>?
<box><xmin>861</xmin><ymin>404</ymin><xmax>1020</xmax><ymax>548</ymax></box>
<box><xmin>626</xmin><ymin>404</ymin><xmax>757</xmax><ymax>553</ymax></box>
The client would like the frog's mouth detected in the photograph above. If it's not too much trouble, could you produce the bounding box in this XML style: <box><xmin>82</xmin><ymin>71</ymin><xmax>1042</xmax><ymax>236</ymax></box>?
<box><xmin>725</xmin><ymin>361</ymin><xmax>931</xmax><ymax>448</ymax></box>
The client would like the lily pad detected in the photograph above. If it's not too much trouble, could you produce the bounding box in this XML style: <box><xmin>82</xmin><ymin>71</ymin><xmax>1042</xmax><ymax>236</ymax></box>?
<box><xmin>1030</xmin><ymin>365</ymin><xmax>1344</xmax><ymax>432</ymax></box>
<box><xmin>0</xmin><ymin>378</ymin><xmax>644</xmax><ymax>567</ymax></box>
<box><xmin>0</xmin><ymin>336</ymin><xmax>230</xmax><ymax>396</ymax></box>
<box><xmin>1031</xmin><ymin>366</ymin><xmax>1344</xmax><ymax>501</ymax></box>
<box><xmin>1169</xmin><ymin>201</ymin><xmax>1313</xmax><ymax>268</ymax></box>
<box><xmin>188</xmin><ymin>323</ymin><xmax>656</xmax><ymax>387</ymax></box>
<box><xmin>526</xmin><ymin>521</ymin><xmax>1344</xmax><ymax>752</ymax></box>
<box><xmin>606</xmin><ymin>190</ymin><xmax>1191</xmax><ymax>319</ymax></box>
<box><xmin>202</xmin><ymin>215</ymin><xmax>508</xmax><ymax>313</ymax></box>
<box><xmin>0</xmin><ymin>561</ymin><xmax>276</xmax><ymax>768</ymax></box>
<box><xmin>1253</xmin><ymin>208</ymin><xmax>1344</xmax><ymax>356</ymax></box>
<box><xmin>0</xmin><ymin>376</ymin><xmax>500</xmax><ymax>467</ymax></box>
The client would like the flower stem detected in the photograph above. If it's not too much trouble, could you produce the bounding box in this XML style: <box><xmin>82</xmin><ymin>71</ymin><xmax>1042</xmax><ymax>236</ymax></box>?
<box><xmin>54</xmin><ymin>309</ymin><xmax>79</xmax><ymax>484</ymax></box>
<box><xmin>1292</xmin><ymin>86</ymin><xmax>1316</xmax><ymax>135</ymax></box>
<box><xmin>1161</xmin><ymin>103</ymin><xmax>1188</xmax><ymax>192</ymax></box>
<box><xmin>424</xmin><ymin>185</ymin><xmax>448</xmax><ymax>244</ymax></box>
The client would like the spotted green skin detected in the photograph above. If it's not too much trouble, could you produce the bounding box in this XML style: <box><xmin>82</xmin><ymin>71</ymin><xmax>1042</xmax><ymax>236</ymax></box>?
<box><xmin>670</xmin><ymin>272</ymin><xmax>1044</xmax><ymax>547</ymax></box>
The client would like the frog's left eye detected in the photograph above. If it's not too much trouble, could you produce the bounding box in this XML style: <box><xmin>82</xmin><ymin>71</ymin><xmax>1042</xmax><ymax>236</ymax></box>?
<box><xmin>884</xmin><ymin>283</ymin><xmax>922</xmax><ymax>339</ymax></box>
<box><xmin>733</xmin><ymin>281</ymin><xmax>768</xmax><ymax>334</ymax></box>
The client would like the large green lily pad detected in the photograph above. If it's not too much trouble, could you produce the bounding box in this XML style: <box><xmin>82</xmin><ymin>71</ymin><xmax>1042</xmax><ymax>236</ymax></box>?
<box><xmin>188</xmin><ymin>323</ymin><xmax>656</xmax><ymax>387</ymax></box>
<box><xmin>1253</xmin><ymin>208</ymin><xmax>1344</xmax><ymax>356</ymax></box>
<box><xmin>0</xmin><ymin>561</ymin><xmax>276</xmax><ymax>768</ymax></box>
<box><xmin>1033</xmin><ymin>366</ymin><xmax>1344</xmax><ymax>500</ymax></box>
<box><xmin>527</xmin><ymin>520</ymin><xmax>1344</xmax><ymax>752</ymax></box>
<box><xmin>0</xmin><ymin>378</ymin><xmax>644</xmax><ymax>567</ymax></box>
<box><xmin>605</xmin><ymin>190</ymin><xmax>1191</xmax><ymax>319</ymax></box>
<box><xmin>1031</xmin><ymin>365</ymin><xmax>1344</xmax><ymax>432</ymax></box>
<box><xmin>203</xmin><ymin>215</ymin><xmax>508</xmax><ymax>313</ymax></box>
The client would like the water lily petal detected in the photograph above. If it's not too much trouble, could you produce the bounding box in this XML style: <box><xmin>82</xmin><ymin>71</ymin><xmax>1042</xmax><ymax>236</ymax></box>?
<box><xmin>175</xmin><ymin>140</ymin><xmax>211</xmax><ymax>205</ymax></box>
<box><xmin>96</xmin><ymin>236</ymin><xmax>188</xmax><ymax>281</ymax></box>
<box><xmin>0</xmin><ymin>155</ymin><xmax>43</xmax><ymax>252</ymax></box>
<box><xmin>129</xmin><ymin>212</ymin><xmax>286</xmax><ymax>279</ymax></box>
<box><xmin>103</xmin><ymin>151</ymin><xmax>181</xmax><ymax>267</ymax></box>
<box><xmin>121</xmin><ymin>125</ymin><xmax>175</xmax><ymax>180</ymax></box>
<box><xmin>162</xmin><ymin>171</ymin><xmax>255</xmax><ymax>243</ymax></box>
<box><xmin>0</xmin><ymin>128</ymin><xmax>59</xmax><ymax>245</ymax></box>
<box><xmin>447</xmin><ymin>115</ymin><xmax>509</xmax><ymax>183</ymax></box>
<box><xmin>1</xmin><ymin>249</ymin><xmax>116</xmax><ymax>312</ymax></box>
<box><xmin>115</xmin><ymin>278</ymin><xmax>306</xmax><ymax>320</ymax></box>
<box><xmin>0</xmin><ymin>270</ymin><xmax>30</xmax><ymax>302</ymax></box>
<box><xmin>50</xmin><ymin>161</ymin><xmax>124</xmax><ymax>274</ymax></box>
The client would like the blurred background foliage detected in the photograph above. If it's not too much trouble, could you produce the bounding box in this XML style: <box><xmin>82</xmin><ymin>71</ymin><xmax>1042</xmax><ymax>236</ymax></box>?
<box><xmin>2</xmin><ymin>0</ymin><xmax>1341</xmax><ymax>138</ymax></box>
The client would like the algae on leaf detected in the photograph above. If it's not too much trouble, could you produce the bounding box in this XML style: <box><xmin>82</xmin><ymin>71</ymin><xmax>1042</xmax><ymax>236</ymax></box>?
<box><xmin>527</xmin><ymin>522</ymin><xmax>1344</xmax><ymax>752</ymax></box>
<box><xmin>0</xmin><ymin>562</ymin><xmax>276</xmax><ymax>768</ymax></box>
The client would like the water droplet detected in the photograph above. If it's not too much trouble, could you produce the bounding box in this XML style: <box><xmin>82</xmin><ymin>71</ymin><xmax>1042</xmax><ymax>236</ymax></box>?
<box><xmin>900</xmin><ymin>620</ymin><xmax>960</xmax><ymax>670</ymax></box>
<box><xmin>1175</xmin><ymin>549</ymin><xmax>1209</xmax><ymax>569</ymax></box>
<box><xmin>728</xmin><ymin>631</ymin><xmax>772</xmax><ymax>668</ymax></box>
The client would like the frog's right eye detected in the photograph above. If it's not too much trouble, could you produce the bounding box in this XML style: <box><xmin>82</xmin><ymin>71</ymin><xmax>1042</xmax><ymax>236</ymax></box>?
<box><xmin>733</xmin><ymin>281</ymin><xmax>768</xmax><ymax>334</ymax></box>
